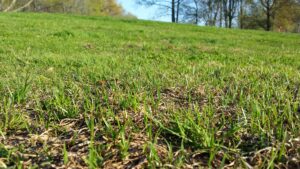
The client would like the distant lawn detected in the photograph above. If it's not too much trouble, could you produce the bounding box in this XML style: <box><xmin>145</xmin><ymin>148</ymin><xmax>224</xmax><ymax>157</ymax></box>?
<box><xmin>0</xmin><ymin>12</ymin><xmax>299</xmax><ymax>168</ymax></box>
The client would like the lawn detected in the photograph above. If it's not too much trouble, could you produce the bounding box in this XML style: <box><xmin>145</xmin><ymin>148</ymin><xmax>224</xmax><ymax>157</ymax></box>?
<box><xmin>0</xmin><ymin>12</ymin><xmax>299</xmax><ymax>168</ymax></box>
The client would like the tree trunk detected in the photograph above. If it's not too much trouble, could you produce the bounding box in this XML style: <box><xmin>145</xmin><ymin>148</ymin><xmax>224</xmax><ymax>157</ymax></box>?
<box><xmin>219</xmin><ymin>1</ymin><xmax>223</xmax><ymax>27</ymax></box>
<box><xmin>171</xmin><ymin>0</ymin><xmax>175</xmax><ymax>23</ymax></box>
<box><xmin>228</xmin><ymin>0</ymin><xmax>235</xmax><ymax>28</ymax></box>
<box><xmin>194</xmin><ymin>0</ymin><xmax>199</xmax><ymax>24</ymax></box>
<box><xmin>176</xmin><ymin>0</ymin><xmax>180</xmax><ymax>23</ymax></box>
<box><xmin>240</xmin><ymin>0</ymin><xmax>244</xmax><ymax>29</ymax></box>
<box><xmin>266</xmin><ymin>7</ymin><xmax>271</xmax><ymax>31</ymax></box>
<box><xmin>223</xmin><ymin>0</ymin><xmax>228</xmax><ymax>28</ymax></box>
<box><xmin>228</xmin><ymin>0</ymin><xmax>232</xmax><ymax>28</ymax></box>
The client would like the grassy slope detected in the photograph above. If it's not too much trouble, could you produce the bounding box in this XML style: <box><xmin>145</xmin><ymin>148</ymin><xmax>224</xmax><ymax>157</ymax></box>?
<box><xmin>0</xmin><ymin>13</ymin><xmax>299</xmax><ymax>168</ymax></box>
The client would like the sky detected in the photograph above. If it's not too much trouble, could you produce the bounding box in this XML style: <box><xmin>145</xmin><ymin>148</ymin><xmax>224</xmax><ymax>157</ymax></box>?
<box><xmin>117</xmin><ymin>0</ymin><xmax>170</xmax><ymax>22</ymax></box>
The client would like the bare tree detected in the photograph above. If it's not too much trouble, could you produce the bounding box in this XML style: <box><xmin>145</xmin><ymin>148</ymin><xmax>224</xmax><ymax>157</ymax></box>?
<box><xmin>1</xmin><ymin>0</ymin><xmax>34</xmax><ymax>12</ymax></box>
<box><xmin>223</xmin><ymin>0</ymin><xmax>238</xmax><ymax>28</ymax></box>
<box><xmin>182</xmin><ymin>0</ymin><xmax>222</xmax><ymax>26</ymax></box>
<box><xmin>137</xmin><ymin>0</ymin><xmax>184</xmax><ymax>23</ymax></box>
<box><xmin>204</xmin><ymin>0</ymin><xmax>222</xmax><ymax>26</ymax></box>
<box><xmin>182</xmin><ymin>0</ymin><xmax>201</xmax><ymax>24</ymax></box>
<box><xmin>260</xmin><ymin>0</ymin><xmax>277</xmax><ymax>31</ymax></box>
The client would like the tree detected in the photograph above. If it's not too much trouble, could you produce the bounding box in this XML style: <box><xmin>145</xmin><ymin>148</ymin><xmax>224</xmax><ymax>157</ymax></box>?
<box><xmin>0</xmin><ymin>0</ymin><xmax>34</xmax><ymax>12</ymax></box>
<box><xmin>201</xmin><ymin>0</ymin><xmax>222</xmax><ymax>26</ymax></box>
<box><xmin>101</xmin><ymin>0</ymin><xmax>124</xmax><ymax>16</ymax></box>
<box><xmin>238</xmin><ymin>0</ymin><xmax>254</xmax><ymax>29</ymax></box>
<box><xmin>223</xmin><ymin>0</ymin><xmax>238</xmax><ymax>28</ymax></box>
<box><xmin>13</xmin><ymin>0</ymin><xmax>133</xmax><ymax>18</ymax></box>
<box><xmin>273</xmin><ymin>0</ymin><xmax>300</xmax><ymax>32</ymax></box>
<box><xmin>242</xmin><ymin>4</ymin><xmax>266</xmax><ymax>30</ymax></box>
<box><xmin>182</xmin><ymin>0</ymin><xmax>223</xmax><ymax>26</ymax></box>
<box><xmin>259</xmin><ymin>0</ymin><xmax>278</xmax><ymax>31</ymax></box>
<box><xmin>182</xmin><ymin>0</ymin><xmax>201</xmax><ymax>24</ymax></box>
<box><xmin>136</xmin><ymin>0</ymin><xmax>184</xmax><ymax>23</ymax></box>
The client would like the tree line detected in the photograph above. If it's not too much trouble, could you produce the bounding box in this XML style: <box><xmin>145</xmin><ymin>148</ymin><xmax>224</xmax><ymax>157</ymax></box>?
<box><xmin>0</xmin><ymin>0</ymin><xmax>136</xmax><ymax>18</ymax></box>
<box><xmin>1</xmin><ymin>0</ymin><xmax>299</xmax><ymax>32</ymax></box>
<box><xmin>138</xmin><ymin>0</ymin><xmax>300</xmax><ymax>32</ymax></box>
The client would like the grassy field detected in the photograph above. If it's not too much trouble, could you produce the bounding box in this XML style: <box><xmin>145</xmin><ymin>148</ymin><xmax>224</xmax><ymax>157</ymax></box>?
<box><xmin>0</xmin><ymin>13</ymin><xmax>299</xmax><ymax>168</ymax></box>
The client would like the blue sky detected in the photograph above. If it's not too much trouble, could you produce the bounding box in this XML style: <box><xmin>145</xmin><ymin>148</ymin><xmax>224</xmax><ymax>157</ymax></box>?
<box><xmin>117</xmin><ymin>0</ymin><xmax>170</xmax><ymax>22</ymax></box>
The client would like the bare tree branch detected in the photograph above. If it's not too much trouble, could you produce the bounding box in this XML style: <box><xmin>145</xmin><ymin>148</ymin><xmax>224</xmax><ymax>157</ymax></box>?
<box><xmin>13</xmin><ymin>0</ymin><xmax>34</xmax><ymax>12</ymax></box>
<box><xmin>3</xmin><ymin>0</ymin><xmax>16</xmax><ymax>12</ymax></box>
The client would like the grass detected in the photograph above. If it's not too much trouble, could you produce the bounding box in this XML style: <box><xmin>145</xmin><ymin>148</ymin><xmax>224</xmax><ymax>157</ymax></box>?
<box><xmin>0</xmin><ymin>12</ymin><xmax>299</xmax><ymax>168</ymax></box>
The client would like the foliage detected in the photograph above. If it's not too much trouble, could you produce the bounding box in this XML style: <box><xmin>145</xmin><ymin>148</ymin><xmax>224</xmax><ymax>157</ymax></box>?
<box><xmin>0</xmin><ymin>0</ymin><xmax>136</xmax><ymax>18</ymax></box>
<box><xmin>273</xmin><ymin>0</ymin><xmax>300</xmax><ymax>32</ymax></box>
